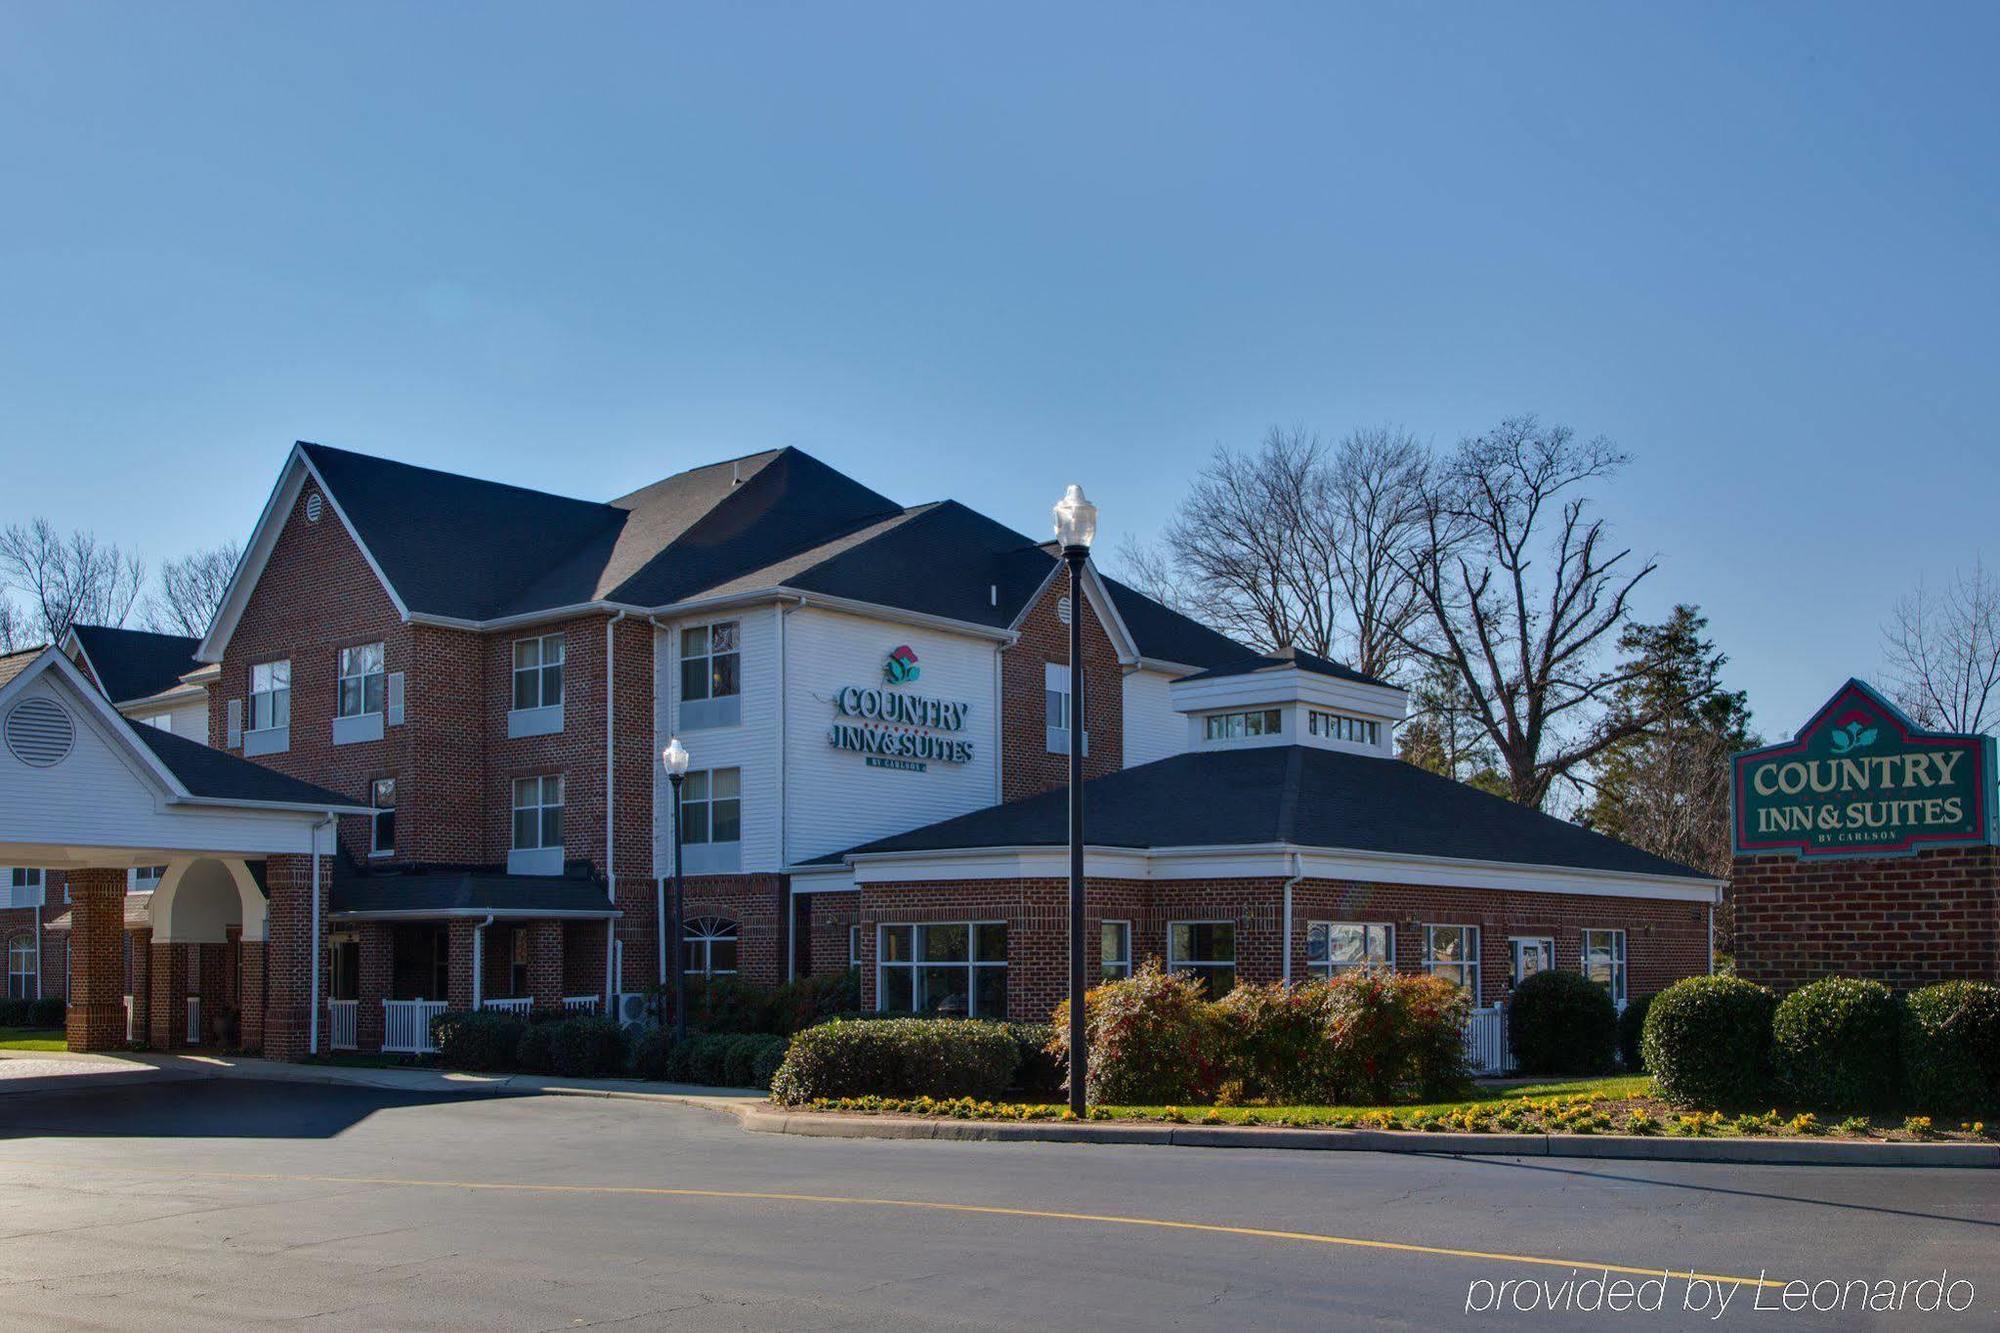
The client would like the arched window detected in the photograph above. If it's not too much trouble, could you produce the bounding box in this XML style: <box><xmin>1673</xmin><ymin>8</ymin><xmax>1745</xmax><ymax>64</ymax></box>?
<box><xmin>7</xmin><ymin>935</ymin><xmax>36</xmax><ymax>1000</ymax></box>
<box><xmin>683</xmin><ymin>917</ymin><xmax>738</xmax><ymax>978</ymax></box>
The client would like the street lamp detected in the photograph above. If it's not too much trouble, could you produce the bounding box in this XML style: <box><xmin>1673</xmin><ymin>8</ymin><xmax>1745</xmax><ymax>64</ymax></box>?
<box><xmin>1052</xmin><ymin>483</ymin><xmax>1097</xmax><ymax>1118</ymax></box>
<box><xmin>663</xmin><ymin>737</ymin><xmax>690</xmax><ymax>1039</ymax></box>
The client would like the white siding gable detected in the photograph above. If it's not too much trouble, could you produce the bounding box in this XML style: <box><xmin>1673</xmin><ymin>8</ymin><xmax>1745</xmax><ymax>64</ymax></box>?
<box><xmin>1121</xmin><ymin>667</ymin><xmax>1184</xmax><ymax>768</ymax></box>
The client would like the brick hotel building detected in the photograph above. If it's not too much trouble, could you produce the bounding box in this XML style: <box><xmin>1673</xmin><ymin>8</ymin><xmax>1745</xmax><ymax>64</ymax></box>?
<box><xmin>1</xmin><ymin>442</ymin><xmax>1721</xmax><ymax>1060</ymax></box>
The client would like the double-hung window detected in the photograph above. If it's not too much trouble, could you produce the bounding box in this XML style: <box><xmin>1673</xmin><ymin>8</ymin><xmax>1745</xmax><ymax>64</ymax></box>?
<box><xmin>1044</xmin><ymin>663</ymin><xmax>1088</xmax><ymax>755</ymax></box>
<box><xmin>512</xmin><ymin>776</ymin><xmax>564</xmax><ymax>852</ymax></box>
<box><xmin>249</xmin><ymin>660</ymin><xmax>290</xmax><ymax>732</ymax></box>
<box><xmin>1203</xmin><ymin>709</ymin><xmax>1283</xmax><ymax>741</ymax></box>
<box><xmin>681</xmin><ymin>768</ymin><xmax>742</xmax><ymax>847</ymax></box>
<box><xmin>337</xmin><ymin>643</ymin><xmax>386</xmax><ymax>718</ymax></box>
<box><xmin>877</xmin><ymin>922</ymin><xmax>1007</xmax><ymax>1017</ymax></box>
<box><xmin>684</xmin><ymin>917</ymin><xmax>739</xmax><ymax>977</ymax></box>
<box><xmin>370</xmin><ymin>777</ymin><xmax>397</xmax><ymax>856</ymax></box>
<box><xmin>1307</xmin><ymin>922</ymin><xmax>1394</xmax><ymax>977</ymax></box>
<box><xmin>848</xmin><ymin>924</ymin><xmax>862</xmax><ymax>970</ymax></box>
<box><xmin>1167</xmin><ymin>921</ymin><xmax>1236</xmax><ymax>996</ymax></box>
<box><xmin>509</xmin><ymin>929</ymin><xmax>530</xmax><ymax>996</ymax></box>
<box><xmin>679</xmin><ymin>621</ymin><xmax>741</xmax><ymax>729</ymax></box>
<box><xmin>3</xmin><ymin>869</ymin><xmax>43</xmax><ymax>910</ymax></box>
<box><xmin>1425</xmin><ymin>925</ymin><xmax>1482</xmax><ymax>999</ymax></box>
<box><xmin>1099</xmin><ymin>920</ymin><xmax>1133</xmax><ymax>982</ymax></box>
<box><xmin>1583</xmin><ymin>929</ymin><xmax>1628</xmax><ymax>1006</ymax></box>
<box><xmin>509</xmin><ymin>633</ymin><xmax>565</xmax><ymax>738</ymax></box>
<box><xmin>7</xmin><ymin>935</ymin><xmax>35</xmax><ymax>1000</ymax></box>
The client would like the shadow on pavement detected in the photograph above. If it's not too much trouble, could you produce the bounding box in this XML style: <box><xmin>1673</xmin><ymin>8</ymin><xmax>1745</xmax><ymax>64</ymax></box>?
<box><xmin>0</xmin><ymin>1079</ymin><xmax>530</xmax><ymax>1141</ymax></box>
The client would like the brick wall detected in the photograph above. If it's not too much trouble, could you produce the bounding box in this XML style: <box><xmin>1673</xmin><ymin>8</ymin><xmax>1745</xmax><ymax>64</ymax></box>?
<box><xmin>999</xmin><ymin>567</ymin><xmax>1124</xmax><ymax>802</ymax></box>
<box><xmin>1733</xmin><ymin>847</ymin><xmax>1999</xmax><ymax>991</ymax></box>
<box><xmin>64</xmin><ymin>868</ymin><xmax>127</xmax><ymax>1051</ymax></box>
<box><xmin>848</xmin><ymin>876</ymin><xmax>1712</xmax><ymax>1022</ymax></box>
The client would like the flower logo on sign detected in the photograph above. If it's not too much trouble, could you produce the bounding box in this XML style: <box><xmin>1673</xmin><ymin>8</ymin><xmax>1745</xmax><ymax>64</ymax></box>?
<box><xmin>883</xmin><ymin>645</ymin><xmax>921</xmax><ymax>685</ymax></box>
<box><xmin>1827</xmin><ymin>712</ymin><xmax>1880</xmax><ymax>754</ymax></box>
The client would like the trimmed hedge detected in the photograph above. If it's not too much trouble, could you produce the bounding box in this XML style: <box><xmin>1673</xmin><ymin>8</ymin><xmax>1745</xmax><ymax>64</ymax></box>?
<box><xmin>646</xmin><ymin>969</ymin><xmax>863</xmax><ymax>1038</ymax></box>
<box><xmin>1642</xmin><ymin>975</ymin><xmax>1776</xmax><ymax>1109</ymax></box>
<box><xmin>1618</xmin><ymin>993</ymin><xmax>1654</xmax><ymax>1072</ymax></box>
<box><xmin>432</xmin><ymin>1010</ymin><xmax>528</xmax><ymax>1072</ymax></box>
<box><xmin>0</xmin><ymin>996</ymin><xmax>65</xmax><ymax>1029</ymax></box>
<box><xmin>768</xmin><ymin>1018</ymin><xmax>1019</xmax><ymax>1104</ymax></box>
<box><xmin>1771</xmin><ymin>977</ymin><xmax>1900</xmax><ymax>1113</ymax></box>
<box><xmin>549</xmin><ymin>1016</ymin><xmax>626</xmax><ymax>1078</ymax></box>
<box><xmin>1004</xmin><ymin>1022</ymin><xmax>1064</xmax><ymax>1097</ymax></box>
<box><xmin>1507</xmin><ymin>970</ymin><xmax>1617</xmax><ymax>1076</ymax></box>
<box><xmin>1901</xmin><ymin>981</ymin><xmax>2000</xmax><ymax>1116</ymax></box>
<box><xmin>514</xmin><ymin>1018</ymin><xmax>560</xmax><ymax>1073</ymax></box>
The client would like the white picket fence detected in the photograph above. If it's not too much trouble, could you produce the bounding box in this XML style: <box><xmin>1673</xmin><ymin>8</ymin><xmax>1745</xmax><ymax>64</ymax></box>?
<box><xmin>328</xmin><ymin>999</ymin><xmax>358</xmax><ymax>1050</ymax></box>
<box><xmin>563</xmin><ymin>995</ymin><xmax>600</xmax><ymax>1015</ymax></box>
<box><xmin>482</xmin><ymin>996</ymin><xmax>534</xmax><ymax>1016</ymax></box>
<box><xmin>1463</xmin><ymin>1005</ymin><xmax>1514</xmax><ymax>1076</ymax></box>
<box><xmin>383</xmin><ymin>999</ymin><xmax>448</xmax><ymax>1053</ymax></box>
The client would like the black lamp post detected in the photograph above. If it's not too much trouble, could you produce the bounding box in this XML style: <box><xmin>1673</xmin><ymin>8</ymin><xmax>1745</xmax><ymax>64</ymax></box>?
<box><xmin>1052</xmin><ymin>483</ymin><xmax>1098</xmax><ymax>1118</ymax></box>
<box><xmin>663</xmin><ymin>737</ymin><xmax>690</xmax><ymax>1039</ymax></box>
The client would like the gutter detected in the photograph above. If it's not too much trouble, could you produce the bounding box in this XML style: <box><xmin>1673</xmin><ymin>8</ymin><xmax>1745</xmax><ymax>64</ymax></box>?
<box><xmin>1280</xmin><ymin>850</ymin><xmax>1305</xmax><ymax>985</ymax></box>
<box><xmin>471</xmin><ymin>914</ymin><xmax>495</xmax><ymax>1010</ymax></box>
<box><xmin>604</xmin><ymin>611</ymin><xmax>629</xmax><ymax>1009</ymax></box>
<box><xmin>327</xmin><ymin>907</ymin><xmax>623</xmax><ymax>923</ymax></box>
<box><xmin>401</xmin><ymin>586</ymin><xmax>1022</xmax><ymax>645</ymax></box>
<box><xmin>309</xmin><ymin>812</ymin><xmax>335</xmax><ymax>1057</ymax></box>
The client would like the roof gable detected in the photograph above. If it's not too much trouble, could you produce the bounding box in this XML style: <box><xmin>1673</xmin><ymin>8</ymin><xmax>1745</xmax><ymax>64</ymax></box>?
<box><xmin>65</xmin><ymin>625</ymin><xmax>202</xmax><ymax>704</ymax></box>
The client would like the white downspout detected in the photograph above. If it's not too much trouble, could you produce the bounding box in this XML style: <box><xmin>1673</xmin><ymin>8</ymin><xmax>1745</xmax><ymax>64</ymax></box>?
<box><xmin>1280</xmin><ymin>850</ymin><xmax>1305</xmax><ymax>985</ymax></box>
<box><xmin>604</xmin><ymin>610</ymin><xmax>629</xmax><ymax>1008</ymax></box>
<box><xmin>777</xmin><ymin>596</ymin><xmax>803</xmax><ymax>979</ymax></box>
<box><xmin>1707</xmin><ymin>899</ymin><xmax>1715</xmax><ymax>975</ymax></box>
<box><xmin>310</xmin><ymin>813</ymin><xmax>334</xmax><ymax>1056</ymax></box>
<box><xmin>33</xmin><ymin>896</ymin><xmax>42</xmax><ymax>1001</ymax></box>
<box><xmin>471</xmin><ymin>914</ymin><xmax>493</xmax><ymax>1010</ymax></box>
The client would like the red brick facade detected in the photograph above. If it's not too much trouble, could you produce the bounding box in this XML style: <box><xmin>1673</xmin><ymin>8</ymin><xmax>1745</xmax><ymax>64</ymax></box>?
<box><xmin>999</xmin><ymin>571</ymin><xmax>1124</xmax><ymax>802</ymax></box>
<box><xmin>1733</xmin><ymin>847</ymin><xmax>2000</xmax><ymax>991</ymax></box>
<box><xmin>844</xmin><ymin>876</ymin><xmax>1710</xmax><ymax>1022</ymax></box>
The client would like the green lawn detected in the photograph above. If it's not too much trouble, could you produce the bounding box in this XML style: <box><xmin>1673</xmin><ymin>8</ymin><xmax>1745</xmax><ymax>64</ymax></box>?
<box><xmin>1102</xmin><ymin>1075</ymin><xmax>1652</xmax><ymax>1124</ymax></box>
<box><xmin>0</xmin><ymin>1027</ymin><xmax>66</xmax><ymax>1052</ymax></box>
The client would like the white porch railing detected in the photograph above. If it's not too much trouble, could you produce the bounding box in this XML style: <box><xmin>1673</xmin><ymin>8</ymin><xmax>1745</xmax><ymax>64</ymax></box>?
<box><xmin>186</xmin><ymin>995</ymin><xmax>202</xmax><ymax>1046</ymax></box>
<box><xmin>482</xmin><ymin>996</ymin><xmax>534</xmax><ymax>1016</ymax></box>
<box><xmin>1463</xmin><ymin>1005</ymin><xmax>1513</xmax><ymax>1076</ymax></box>
<box><xmin>328</xmin><ymin>999</ymin><xmax>358</xmax><ymax>1050</ymax></box>
<box><xmin>562</xmin><ymin>995</ymin><xmax>600</xmax><ymax>1015</ymax></box>
<box><xmin>383</xmin><ymin>999</ymin><xmax>448</xmax><ymax>1054</ymax></box>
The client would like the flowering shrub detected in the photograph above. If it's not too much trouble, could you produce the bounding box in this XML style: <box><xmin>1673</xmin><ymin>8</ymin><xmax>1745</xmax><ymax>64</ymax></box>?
<box><xmin>1048</xmin><ymin>961</ymin><xmax>1232</xmax><ymax>1105</ymax></box>
<box><xmin>1216</xmin><ymin>979</ymin><xmax>1344</xmax><ymax>1102</ymax></box>
<box><xmin>1323</xmin><ymin>969</ymin><xmax>1471</xmax><ymax>1103</ymax></box>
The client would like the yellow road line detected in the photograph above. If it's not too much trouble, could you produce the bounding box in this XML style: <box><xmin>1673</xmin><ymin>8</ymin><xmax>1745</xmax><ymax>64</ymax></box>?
<box><xmin>19</xmin><ymin>1162</ymin><xmax>1785</xmax><ymax>1290</ymax></box>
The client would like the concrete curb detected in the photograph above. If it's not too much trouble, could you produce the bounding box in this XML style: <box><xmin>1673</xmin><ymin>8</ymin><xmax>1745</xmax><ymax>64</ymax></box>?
<box><xmin>735</xmin><ymin>1105</ymin><xmax>2000</xmax><ymax>1167</ymax></box>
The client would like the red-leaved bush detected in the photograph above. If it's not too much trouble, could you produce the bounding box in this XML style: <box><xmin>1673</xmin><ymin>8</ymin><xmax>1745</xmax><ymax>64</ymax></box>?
<box><xmin>1049</xmin><ymin>960</ymin><xmax>1230</xmax><ymax>1104</ymax></box>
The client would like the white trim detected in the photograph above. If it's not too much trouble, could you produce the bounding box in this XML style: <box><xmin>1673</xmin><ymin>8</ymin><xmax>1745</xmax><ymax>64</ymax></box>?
<box><xmin>1005</xmin><ymin>558</ymin><xmax>1141</xmax><ymax>665</ymax></box>
<box><xmin>839</xmin><ymin>840</ymin><xmax>1723</xmax><ymax>902</ymax></box>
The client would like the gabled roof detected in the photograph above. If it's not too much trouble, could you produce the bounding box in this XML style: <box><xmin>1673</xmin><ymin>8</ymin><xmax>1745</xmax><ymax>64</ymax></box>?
<box><xmin>65</xmin><ymin>625</ymin><xmax>202</xmax><ymax>705</ymax></box>
<box><xmin>1176</xmin><ymin>644</ymin><xmax>1393</xmax><ymax>689</ymax></box>
<box><xmin>1100</xmin><ymin>576</ymin><xmax>1265</xmax><ymax>672</ymax></box>
<box><xmin>0</xmin><ymin>646</ymin><xmax>43</xmax><ymax>692</ymax></box>
<box><xmin>827</xmin><ymin>745</ymin><xmax>1710</xmax><ymax>881</ymax></box>
<box><xmin>128</xmin><ymin>723</ymin><xmax>362</xmax><ymax>811</ymax></box>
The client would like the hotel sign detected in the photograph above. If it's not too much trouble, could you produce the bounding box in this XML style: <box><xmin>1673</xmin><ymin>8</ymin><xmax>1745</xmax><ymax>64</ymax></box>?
<box><xmin>1732</xmin><ymin>679</ymin><xmax>1996</xmax><ymax>859</ymax></box>
<box><xmin>826</xmin><ymin>646</ymin><xmax>974</xmax><ymax>772</ymax></box>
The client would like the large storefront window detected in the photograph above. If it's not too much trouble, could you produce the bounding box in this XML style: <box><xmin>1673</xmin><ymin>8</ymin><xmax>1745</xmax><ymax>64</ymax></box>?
<box><xmin>1167</xmin><ymin>921</ymin><xmax>1236</xmax><ymax>996</ymax></box>
<box><xmin>1307</xmin><ymin>922</ymin><xmax>1394</xmax><ymax>977</ymax></box>
<box><xmin>1583</xmin><ymin>929</ymin><xmax>1627</xmax><ymax>1005</ymax></box>
<box><xmin>1425</xmin><ymin>925</ymin><xmax>1482</xmax><ymax>998</ymax></box>
<box><xmin>878</xmin><ymin>922</ymin><xmax>1007</xmax><ymax>1017</ymax></box>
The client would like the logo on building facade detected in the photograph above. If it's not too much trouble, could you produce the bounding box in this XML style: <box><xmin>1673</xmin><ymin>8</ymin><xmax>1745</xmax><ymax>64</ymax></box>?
<box><xmin>827</xmin><ymin>646</ymin><xmax>972</xmax><ymax>772</ymax></box>
<box><xmin>1732</xmin><ymin>679</ymin><xmax>1997</xmax><ymax>859</ymax></box>
<box><xmin>884</xmin><ymin>645</ymin><xmax>921</xmax><ymax>685</ymax></box>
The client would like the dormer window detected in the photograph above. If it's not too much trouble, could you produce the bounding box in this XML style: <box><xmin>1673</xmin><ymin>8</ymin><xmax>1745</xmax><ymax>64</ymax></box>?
<box><xmin>1203</xmin><ymin>709</ymin><xmax>1282</xmax><ymax>741</ymax></box>
<box><xmin>1308</xmin><ymin>710</ymin><xmax>1380</xmax><ymax>746</ymax></box>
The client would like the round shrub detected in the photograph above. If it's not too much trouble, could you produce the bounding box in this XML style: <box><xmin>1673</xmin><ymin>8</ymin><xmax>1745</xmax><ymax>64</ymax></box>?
<box><xmin>1507</xmin><ymin>970</ymin><xmax>1618</xmax><ymax>1076</ymax></box>
<box><xmin>1772</xmin><ymin>977</ymin><xmax>1901</xmax><ymax>1112</ymax></box>
<box><xmin>663</xmin><ymin>1034</ymin><xmax>698</xmax><ymax>1082</ymax></box>
<box><xmin>750</xmin><ymin>1036</ymin><xmax>789</xmax><ymax>1091</ymax></box>
<box><xmin>1049</xmin><ymin>961</ymin><xmax>1230</xmax><ymax>1105</ymax></box>
<box><xmin>723</xmin><ymin>1034</ymin><xmax>783</xmax><ymax>1088</ymax></box>
<box><xmin>628</xmin><ymin>1027</ymin><xmax>676</xmax><ymax>1081</ymax></box>
<box><xmin>514</xmin><ymin>1018</ymin><xmax>559</xmax><ymax>1073</ymax></box>
<box><xmin>687</xmin><ymin>1034</ymin><xmax>734</xmax><ymax>1084</ymax></box>
<box><xmin>768</xmin><ymin>1018</ymin><xmax>1020</xmax><ymax>1104</ymax></box>
<box><xmin>1900</xmin><ymin>981</ymin><xmax>2000</xmax><ymax>1116</ymax></box>
<box><xmin>549</xmin><ymin>1016</ymin><xmax>626</xmax><ymax>1078</ymax></box>
<box><xmin>1642</xmin><ymin>975</ymin><xmax>1776</xmax><ymax>1109</ymax></box>
<box><xmin>1618</xmin><ymin>993</ymin><xmax>1654</xmax><ymax>1072</ymax></box>
<box><xmin>432</xmin><ymin>1011</ymin><xmax>528</xmax><ymax>1072</ymax></box>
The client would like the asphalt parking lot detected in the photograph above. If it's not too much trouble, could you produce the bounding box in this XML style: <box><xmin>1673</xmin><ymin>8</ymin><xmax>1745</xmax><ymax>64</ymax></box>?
<box><xmin>0</xmin><ymin>1081</ymin><xmax>1995</xmax><ymax>1329</ymax></box>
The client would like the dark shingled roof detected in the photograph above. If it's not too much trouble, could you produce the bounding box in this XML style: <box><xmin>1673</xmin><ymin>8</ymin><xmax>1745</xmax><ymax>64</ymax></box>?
<box><xmin>1175</xmin><ymin>644</ymin><xmax>1392</xmax><ymax>688</ymax></box>
<box><xmin>330</xmin><ymin>865</ymin><xmax>619</xmax><ymax>917</ymax></box>
<box><xmin>294</xmin><ymin>440</ymin><xmax>1262</xmax><ymax>664</ymax></box>
<box><xmin>826</xmin><ymin>745</ymin><xmax>1710</xmax><ymax>880</ymax></box>
<box><xmin>68</xmin><ymin>624</ymin><xmax>202</xmax><ymax>703</ymax></box>
<box><xmin>129</xmin><ymin>725</ymin><xmax>367</xmax><ymax>811</ymax></box>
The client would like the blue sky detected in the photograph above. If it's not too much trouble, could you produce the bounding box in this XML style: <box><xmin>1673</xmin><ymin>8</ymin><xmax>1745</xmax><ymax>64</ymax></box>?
<box><xmin>2</xmin><ymin>3</ymin><xmax>1994</xmax><ymax>735</ymax></box>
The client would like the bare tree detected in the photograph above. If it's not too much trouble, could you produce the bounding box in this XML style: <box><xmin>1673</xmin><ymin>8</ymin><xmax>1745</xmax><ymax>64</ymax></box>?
<box><xmin>1882</xmin><ymin>559</ymin><xmax>2000</xmax><ymax>734</ymax></box>
<box><xmin>0</xmin><ymin>598</ymin><xmax>26</xmax><ymax>653</ymax></box>
<box><xmin>1315</xmin><ymin>428</ymin><xmax>1430</xmax><ymax>679</ymax></box>
<box><xmin>1398</xmin><ymin>415</ymin><xmax>1701</xmax><ymax>809</ymax></box>
<box><xmin>0</xmin><ymin>518</ymin><xmax>144</xmax><ymax>644</ymax></box>
<box><xmin>145</xmin><ymin>541</ymin><xmax>242</xmax><ymax>638</ymax></box>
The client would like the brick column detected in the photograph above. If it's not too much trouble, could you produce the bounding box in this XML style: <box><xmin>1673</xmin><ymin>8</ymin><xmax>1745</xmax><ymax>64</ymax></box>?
<box><xmin>528</xmin><ymin>921</ymin><xmax>564</xmax><ymax>1015</ymax></box>
<box><xmin>447</xmin><ymin>920</ymin><xmax>478</xmax><ymax>1011</ymax></box>
<box><xmin>357</xmin><ymin>924</ymin><xmax>392</xmax><ymax>1052</ymax></box>
<box><xmin>129</xmin><ymin>925</ymin><xmax>153</xmax><ymax>1047</ymax></box>
<box><xmin>263</xmin><ymin>853</ymin><xmax>332</xmax><ymax>1062</ymax></box>
<box><xmin>148</xmin><ymin>942</ymin><xmax>189</xmax><ymax>1049</ymax></box>
<box><xmin>239</xmin><ymin>938</ymin><xmax>265</xmax><ymax>1052</ymax></box>
<box><xmin>65</xmin><ymin>869</ymin><xmax>127</xmax><ymax>1052</ymax></box>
